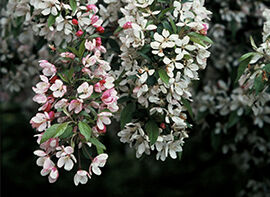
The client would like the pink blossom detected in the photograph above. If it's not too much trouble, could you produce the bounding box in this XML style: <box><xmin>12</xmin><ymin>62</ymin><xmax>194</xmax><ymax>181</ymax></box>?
<box><xmin>87</xmin><ymin>4</ymin><xmax>98</xmax><ymax>13</ymax></box>
<box><xmin>77</xmin><ymin>82</ymin><xmax>93</xmax><ymax>99</ymax></box>
<box><xmin>82</xmin><ymin>54</ymin><xmax>97</xmax><ymax>67</ymax></box>
<box><xmin>39</xmin><ymin>60</ymin><xmax>57</xmax><ymax>77</ymax></box>
<box><xmin>97</xmin><ymin>112</ymin><xmax>112</xmax><ymax>130</ymax></box>
<box><xmin>41</xmin><ymin>160</ymin><xmax>59</xmax><ymax>183</ymax></box>
<box><xmin>91</xmin><ymin>15</ymin><xmax>99</xmax><ymax>25</ymax></box>
<box><xmin>200</xmin><ymin>24</ymin><xmax>208</xmax><ymax>35</ymax></box>
<box><xmin>60</xmin><ymin>52</ymin><xmax>76</xmax><ymax>59</ymax></box>
<box><xmin>32</xmin><ymin>75</ymin><xmax>50</xmax><ymax>94</ymax></box>
<box><xmin>56</xmin><ymin>146</ymin><xmax>77</xmax><ymax>171</ymax></box>
<box><xmin>68</xmin><ymin>99</ymin><xmax>83</xmax><ymax>114</ymax></box>
<box><xmin>50</xmin><ymin>79</ymin><xmax>67</xmax><ymax>98</ymax></box>
<box><xmin>39</xmin><ymin>95</ymin><xmax>54</xmax><ymax>112</ymax></box>
<box><xmin>101</xmin><ymin>88</ymin><xmax>118</xmax><ymax>106</ymax></box>
<box><xmin>30</xmin><ymin>112</ymin><xmax>50</xmax><ymax>132</ymax></box>
<box><xmin>89</xmin><ymin>153</ymin><xmax>108</xmax><ymax>175</ymax></box>
<box><xmin>85</xmin><ymin>39</ymin><xmax>96</xmax><ymax>51</ymax></box>
<box><xmin>33</xmin><ymin>94</ymin><xmax>47</xmax><ymax>104</ymax></box>
<box><xmin>74</xmin><ymin>170</ymin><xmax>91</xmax><ymax>186</ymax></box>
<box><xmin>40</xmin><ymin>138</ymin><xmax>59</xmax><ymax>153</ymax></box>
<box><xmin>54</xmin><ymin>98</ymin><xmax>68</xmax><ymax>109</ymax></box>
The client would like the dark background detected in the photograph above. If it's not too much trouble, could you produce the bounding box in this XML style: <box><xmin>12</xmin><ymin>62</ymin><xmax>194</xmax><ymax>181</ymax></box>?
<box><xmin>1</xmin><ymin>103</ymin><xmax>241</xmax><ymax>197</ymax></box>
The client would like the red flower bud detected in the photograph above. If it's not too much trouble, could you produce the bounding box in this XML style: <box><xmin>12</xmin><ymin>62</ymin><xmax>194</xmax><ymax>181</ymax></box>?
<box><xmin>76</xmin><ymin>29</ymin><xmax>84</xmax><ymax>37</ymax></box>
<box><xmin>96</xmin><ymin>26</ymin><xmax>105</xmax><ymax>33</ymax></box>
<box><xmin>160</xmin><ymin>123</ymin><xmax>166</xmax><ymax>129</ymax></box>
<box><xmin>99</xmin><ymin>79</ymin><xmax>106</xmax><ymax>85</ymax></box>
<box><xmin>72</xmin><ymin>19</ymin><xmax>78</xmax><ymax>25</ymax></box>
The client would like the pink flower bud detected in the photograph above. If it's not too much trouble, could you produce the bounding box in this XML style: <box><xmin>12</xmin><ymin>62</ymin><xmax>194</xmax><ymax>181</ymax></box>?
<box><xmin>48</xmin><ymin>111</ymin><xmax>55</xmax><ymax>120</ymax></box>
<box><xmin>123</xmin><ymin>21</ymin><xmax>132</xmax><ymax>29</ymax></box>
<box><xmin>95</xmin><ymin>37</ymin><xmax>102</xmax><ymax>46</ymax></box>
<box><xmin>76</xmin><ymin>29</ymin><xmax>84</xmax><ymax>37</ymax></box>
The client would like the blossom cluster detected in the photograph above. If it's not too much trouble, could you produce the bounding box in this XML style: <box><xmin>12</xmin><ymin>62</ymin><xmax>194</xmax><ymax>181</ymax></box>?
<box><xmin>116</xmin><ymin>0</ymin><xmax>212</xmax><ymax>161</ymax></box>
<box><xmin>30</xmin><ymin>31</ymin><xmax>118</xmax><ymax>184</ymax></box>
<box><xmin>6</xmin><ymin>0</ymin><xmax>109</xmax><ymax>46</ymax></box>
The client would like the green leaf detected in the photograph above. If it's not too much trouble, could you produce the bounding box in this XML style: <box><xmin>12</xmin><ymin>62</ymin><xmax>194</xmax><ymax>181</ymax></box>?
<box><xmin>69</xmin><ymin>0</ymin><xmax>77</xmax><ymax>13</ymax></box>
<box><xmin>158</xmin><ymin>7</ymin><xmax>174</xmax><ymax>20</ymax></box>
<box><xmin>250</xmin><ymin>36</ymin><xmax>257</xmax><ymax>49</ymax></box>
<box><xmin>89</xmin><ymin>138</ymin><xmax>106</xmax><ymax>150</ymax></box>
<box><xmin>235</xmin><ymin>56</ymin><xmax>252</xmax><ymax>84</ymax></box>
<box><xmin>158</xmin><ymin>69</ymin><xmax>170</xmax><ymax>85</ymax></box>
<box><xmin>254</xmin><ymin>74</ymin><xmax>264</xmax><ymax>95</ymax></box>
<box><xmin>78</xmin><ymin>39</ymin><xmax>86</xmax><ymax>59</ymax></box>
<box><xmin>48</xmin><ymin>14</ymin><xmax>56</xmax><ymax>27</ymax></box>
<box><xmin>90</xmin><ymin>92</ymin><xmax>102</xmax><ymax>99</ymax></box>
<box><xmin>137</xmin><ymin>51</ymin><xmax>151</xmax><ymax>62</ymax></box>
<box><xmin>54</xmin><ymin>122</ymin><xmax>70</xmax><ymax>137</ymax></box>
<box><xmin>41</xmin><ymin>122</ymin><xmax>69</xmax><ymax>143</ymax></box>
<box><xmin>178</xmin><ymin>151</ymin><xmax>183</xmax><ymax>161</ymax></box>
<box><xmin>181</xmin><ymin>98</ymin><xmax>194</xmax><ymax>120</ymax></box>
<box><xmin>188</xmin><ymin>32</ymin><xmax>213</xmax><ymax>45</ymax></box>
<box><xmin>145</xmin><ymin>119</ymin><xmax>159</xmax><ymax>146</ymax></box>
<box><xmin>120</xmin><ymin>103</ymin><xmax>136</xmax><ymax>129</ymax></box>
<box><xmin>162</xmin><ymin>21</ymin><xmax>173</xmax><ymax>33</ymax></box>
<box><xmin>226</xmin><ymin>111</ymin><xmax>239</xmax><ymax>129</ymax></box>
<box><xmin>59</xmin><ymin>125</ymin><xmax>73</xmax><ymax>139</ymax></box>
<box><xmin>67</xmin><ymin>47</ymin><xmax>79</xmax><ymax>57</ymax></box>
<box><xmin>78</xmin><ymin>121</ymin><xmax>92</xmax><ymax>141</ymax></box>
<box><xmin>238</xmin><ymin>52</ymin><xmax>256</xmax><ymax>63</ymax></box>
<box><xmin>169</xmin><ymin>17</ymin><xmax>177</xmax><ymax>34</ymax></box>
<box><xmin>263</xmin><ymin>63</ymin><xmax>270</xmax><ymax>73</ymax></box>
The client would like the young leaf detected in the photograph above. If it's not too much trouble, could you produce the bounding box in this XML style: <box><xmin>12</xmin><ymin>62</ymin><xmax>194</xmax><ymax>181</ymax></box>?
<box><xmin>78</xmin><ymin>121</ymin><xmax>92</xmax><ymax>141</ymax></box>
<box><xmin>169</xmin><ymin>17</ymin><xmax>177</xmax><ymax>34</ymax></box>
<box><xmin>145</xmin><ymin>119</ymin><xmax>159</xmax><ymax>146</ymax></box>
<box><xmin>181</xmin><ymin>98</ymin><xmax>194</xmax><ymax>120</ymax></box>
<box><xmin>238</xmin><ymin>52</ymin><xmax>256</xmax><ymax>63</ymax></box>
<box><xmin>69</xmin><ymin>0</ymin><xmax>77</xmax><ymax>13</ymax></box>
<box><xmin>59</xmin><ymin>125</ymin><xmax>73</xmax><ymax>139</ymax></box>
<box><xmin>40</xmin><ymin>124</ymin><xmax>60</xmax><ymax>144</ymax></box>
<box><xmin>226</xmin><ymin>111</ymin><xmax>239</xmax><ymax>129</ymax></box>
<box><xmin>41</xmin><ymin>122</ymin><xmax>69</xmax><ymax>143</ymax></box>
<box><xmin>263</xmin><ymin>63</ymin><xmax>270</xmax><ymax>73</ymax></box>
<box><xmin>78</xmin><ymin>39</ymin><xmax>86</xmax><ymax>59</ymax></box>
<box><xmin>188</xmin><ymin>32</ymin><xmax>213</xmax><ymax>45</ymax></box>
<box><xmin>120</xmin><ymin>103</ymin><xmax>136</xmax><ymax>129</ymax></box>
<box><xmin>48</xmin><ymin>14</ymin><xmax>57</xmax><ymax>27</ymax></box>
<box><xmin>235</xmin><ymin>56</ymin><xmax>252</xmax><ymax>84</ymax></box>
<box><xmin>89</xmin><ymin>138</ymin><xmax>106</xmax><ymax>150</ymax></box>
<box><xmin>54</xmin><ymin>122</ymin><xmax>70</xmax><ymax>137</ymax></box>
<box><xmin>158</xmin><ymin>69</ymin><xmax>170</xmax><ymax>85</ymax></box>
<box><xmin>254</xmin><ymin>74</ymin><xmax>264</xmax><ymax>95</ymax></box>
